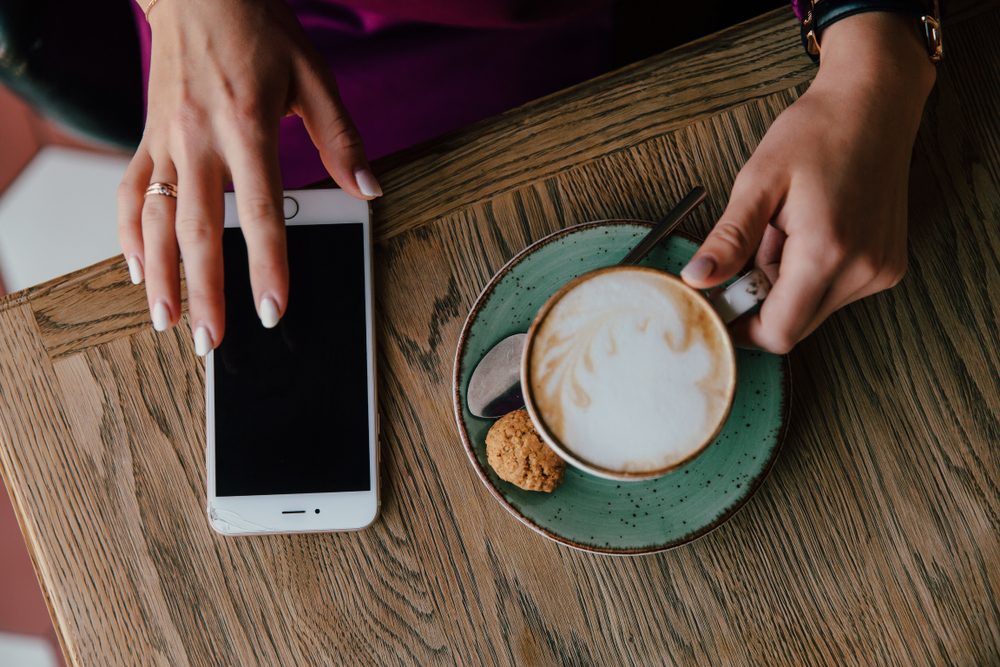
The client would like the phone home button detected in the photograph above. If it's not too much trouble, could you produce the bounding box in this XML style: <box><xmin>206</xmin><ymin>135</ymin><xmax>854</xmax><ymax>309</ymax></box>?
<box><xmin>282</xmin><ymin>196</ymin><xmax>299</xmax><ymax>220</ymax></box>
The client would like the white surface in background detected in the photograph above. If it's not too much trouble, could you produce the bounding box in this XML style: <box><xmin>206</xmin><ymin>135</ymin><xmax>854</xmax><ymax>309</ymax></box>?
<box><xmin>0</xmin><ymin>632</ymin><xmax>58</xmax><ymax>667</ymax></box>
<box><xmin>0</xmin><ymin>146</ymin><xmax>128</xmax><ymax>292</ymax></box>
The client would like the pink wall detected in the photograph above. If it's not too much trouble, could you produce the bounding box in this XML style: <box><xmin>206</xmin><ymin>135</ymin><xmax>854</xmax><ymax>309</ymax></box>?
<box><xmin>0</xmin><ymin>82</ymin><xmax>80</xmax><ymax>665</ymax></box>
<box><xmin>0</xmin><ymin>477</ymin><xmax>65</xmax><ymax>664</ymax></box>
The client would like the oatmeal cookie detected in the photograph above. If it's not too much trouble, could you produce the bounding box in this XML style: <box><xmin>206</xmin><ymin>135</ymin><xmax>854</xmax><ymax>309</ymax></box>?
<box><xmin>486</xmin><ymin>409</ymin><xmax>565</xmax><ymax>492</ymax></box>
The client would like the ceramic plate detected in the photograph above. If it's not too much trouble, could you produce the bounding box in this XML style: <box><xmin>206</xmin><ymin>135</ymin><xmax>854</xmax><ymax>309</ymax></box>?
<box><xmin>453</xmin><ymin>221</ymin><xmax>790</xmax><ymax>555</ymax></box>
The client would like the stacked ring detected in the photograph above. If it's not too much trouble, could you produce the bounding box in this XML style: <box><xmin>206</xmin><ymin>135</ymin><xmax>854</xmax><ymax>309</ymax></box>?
<box><xmin>145</xmin><ymin>182</ymin><xmax>178</xmax><ymax>199</ymax></box>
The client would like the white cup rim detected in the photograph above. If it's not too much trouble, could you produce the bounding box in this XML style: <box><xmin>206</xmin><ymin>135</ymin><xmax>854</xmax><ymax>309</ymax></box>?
<box><xmin>521</xmin><ymin>265</ymin><xmax>738</xmax><ymax>481</ymax></box>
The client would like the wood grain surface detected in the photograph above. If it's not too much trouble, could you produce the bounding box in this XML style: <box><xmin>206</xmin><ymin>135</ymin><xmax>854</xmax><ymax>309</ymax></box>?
<box><xmin>2</xmin><ymin>4</ymin><xmax>998</xmax><ymax>666</ymax></box>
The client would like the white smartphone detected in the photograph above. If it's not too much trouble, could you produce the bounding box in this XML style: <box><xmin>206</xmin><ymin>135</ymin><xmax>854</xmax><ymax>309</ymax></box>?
<box><xmin>206</xmin><ymin>189</ymin><xmax>379</xmax><ymax>535</ymax></box>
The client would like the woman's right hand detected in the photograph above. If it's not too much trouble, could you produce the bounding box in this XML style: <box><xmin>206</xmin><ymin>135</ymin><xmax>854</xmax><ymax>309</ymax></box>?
<box><xmin>117</xmin><ymin>0</ymin><xmax>380</xmax><ymax>356</ymax></box>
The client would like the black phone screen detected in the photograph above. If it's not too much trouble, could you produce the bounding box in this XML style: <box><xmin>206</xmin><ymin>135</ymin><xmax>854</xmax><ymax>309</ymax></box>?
<box><xmin>213</xmin><ymin>223</ymin><xmax>371</xmax><ymax>497</ymax></box>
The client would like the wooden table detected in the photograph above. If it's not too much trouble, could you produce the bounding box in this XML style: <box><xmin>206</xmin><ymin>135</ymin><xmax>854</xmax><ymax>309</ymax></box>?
<box><xmin>2</xmin><ymin>5</ymin><xmax>997</xmax><ymax>666</ymax></box>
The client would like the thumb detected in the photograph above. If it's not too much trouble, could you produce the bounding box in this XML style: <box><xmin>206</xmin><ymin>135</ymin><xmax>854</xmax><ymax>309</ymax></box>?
<box><xmin>681</xmin><ymin>172</ymin><xmax>781</xmax><ymax>288</ymax></box>
<box><xmin>292</xmin><ymin>57</ymin><xmax>381</xmax><ymax>200</ymax></box>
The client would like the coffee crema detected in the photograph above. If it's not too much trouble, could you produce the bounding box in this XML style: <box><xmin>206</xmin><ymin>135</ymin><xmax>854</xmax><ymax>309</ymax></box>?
<box><xmin>524</xmin><ymin>267</ymin><xmax>735</xmax><ymax>477</ymax></box>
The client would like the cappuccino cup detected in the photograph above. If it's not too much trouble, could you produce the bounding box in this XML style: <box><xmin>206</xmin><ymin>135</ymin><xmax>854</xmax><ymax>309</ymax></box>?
<box><xmin>521</xmin><ymin>266</ymin><xmax>769</xmax><ymax>480</ymax></box>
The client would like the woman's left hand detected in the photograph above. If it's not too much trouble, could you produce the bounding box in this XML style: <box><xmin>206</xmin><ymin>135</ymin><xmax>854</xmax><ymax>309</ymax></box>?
<box><xmin>680</xmin><ymin>12</ymin><xmax>936</xmax><ymax>354</ymax></box>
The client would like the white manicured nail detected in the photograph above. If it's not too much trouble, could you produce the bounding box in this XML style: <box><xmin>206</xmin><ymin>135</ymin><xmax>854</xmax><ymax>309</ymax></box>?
<box><xmin>681</xmin><ymin>256</ymin><xmax>716</xmax><ymax>283</ymax></box>
<box><xmin>258</xmin><ymin>297</ymin><xmax>280</xmax><ymax>328</ymax></box>
<box><xmin>354</xmin><ymin>168</ymin><xmax>383</xmax><ymax>198</ymax></box>
<box><xmin>193</xmin><ymin>326</ymin><xmax>213</xmax><ymax>356</ymax></box>
<box><xmin>151</xmin><ymin>301</ymin><xmax>170</xmax><ymax>332</ymax></box>
<box><xmin>127</xmin><ymin>255</ymin><xmax>143</xmax><ymax>285</ymax></box>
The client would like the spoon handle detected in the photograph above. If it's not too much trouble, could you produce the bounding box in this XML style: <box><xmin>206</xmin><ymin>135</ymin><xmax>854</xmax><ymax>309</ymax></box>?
<box><xmin>618</xmin><ymin>186</ymin><xmax>707</xmax><ymax>265</ymax></box>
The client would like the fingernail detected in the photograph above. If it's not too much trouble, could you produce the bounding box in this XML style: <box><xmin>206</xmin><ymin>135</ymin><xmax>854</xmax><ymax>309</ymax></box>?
<box><xmin>193</xmin><ymin>326</ymin><xmax>213</xmax><ymax>356</ymax></box>
<box><xmin>681</xmin><ymin>256</ymin><xmax>716</xmax><ymax>283</ymax></box>
<box><xmin>127</xmin><ymin>255</ymin><xmax>143</xmax><ymax>285</ymax></box>
<box><xmin>258</xmin><ymin>296</ymin><xmax>280</xmax><ymax>329</ymax></box>
<box><xmin>354</xmin><ymin>168</ymin><xmax>383</xmax><ymax>198</ymax></box>
<box><xmin>151</xmin><ymin>301</ymin><xmax>170</xmax><ymax>332</ymax></box>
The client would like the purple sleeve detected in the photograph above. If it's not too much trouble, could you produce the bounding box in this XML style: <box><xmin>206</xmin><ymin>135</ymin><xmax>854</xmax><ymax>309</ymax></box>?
<box><xmin>130</xmin><ymin>1</ymin><xmax>613</xmax><ymax>188</ymax></box>
<box><xmin>791</xmin><ymin>0</ymin><xmax>805</xmax><ymax>22</ymax></box>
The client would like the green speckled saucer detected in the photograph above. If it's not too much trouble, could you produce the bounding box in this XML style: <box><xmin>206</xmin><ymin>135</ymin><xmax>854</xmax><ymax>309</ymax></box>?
<box><xmin>452</xmin><ymin>221</ymin><xmax>790</xmax><ymax>555</ymax></box>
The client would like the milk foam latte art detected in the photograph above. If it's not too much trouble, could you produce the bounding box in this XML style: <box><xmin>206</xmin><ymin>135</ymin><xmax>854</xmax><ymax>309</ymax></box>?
<box><xmin>524</xmin><ymin>267</ymin><xmax>736</xmax><ymax>478</ymax></box>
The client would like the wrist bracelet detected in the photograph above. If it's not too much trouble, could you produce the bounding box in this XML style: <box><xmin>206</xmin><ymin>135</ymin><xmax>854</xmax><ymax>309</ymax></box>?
<box><xmin>799</xmin><ymin>0</ymin><xmax>943</xmax><ymax>63</ymax></box>
<box><xmin>142</xmin><ymin>0</ymin><xmax>161</xmax><ymax>20</ymax></box>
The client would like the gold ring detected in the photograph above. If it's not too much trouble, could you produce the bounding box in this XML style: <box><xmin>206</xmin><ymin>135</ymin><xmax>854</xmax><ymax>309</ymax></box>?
<box><xmin>145</xmin><ymin>182</ymin><xmax>178</xmax><ymax>199</ymax></box>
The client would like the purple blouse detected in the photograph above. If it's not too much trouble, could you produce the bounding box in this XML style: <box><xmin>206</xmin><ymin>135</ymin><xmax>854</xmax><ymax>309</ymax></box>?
<box><xmin>791</xmin><ymin>0</ymin><xmax>806</xmax><ymax>21</ymax></box>
<box><xmin>131</xmin><ymin>1</ymin><xmax>613</xmax><ymax>187</ymax></box>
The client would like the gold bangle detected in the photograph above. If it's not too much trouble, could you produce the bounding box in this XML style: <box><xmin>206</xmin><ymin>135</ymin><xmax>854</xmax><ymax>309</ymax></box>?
<box><xmin>143</xmin><ymin>0</ymin><xmax>161</xmax><ymax>20</ymax></box>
